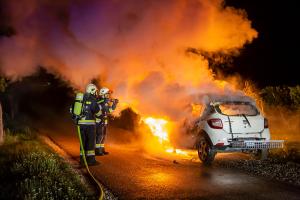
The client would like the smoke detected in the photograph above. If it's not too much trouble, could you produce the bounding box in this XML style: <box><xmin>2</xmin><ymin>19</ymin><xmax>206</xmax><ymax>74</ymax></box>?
<box><xmin>0</xmin><ymin>0</ymin><xmax>257</xmax><ymax>121</ymax></box>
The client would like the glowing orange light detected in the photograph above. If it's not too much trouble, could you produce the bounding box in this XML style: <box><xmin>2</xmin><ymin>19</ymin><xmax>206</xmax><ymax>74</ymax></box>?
<box><xmin>144</xmin><ymin>117</ymin><xmax>189</xmax><ymax>156</ymax></box>
<box><xmin>166</xmin><ymin>148</ymin><xmax>188</xmax><ymax>156</ymax></box>
<box><xmin>144</xmin><ymin>117</ymin><xmax>169</xmax><ymax>143</ymax></box>
<box><xmin>191</xmin><ymin>103</ymin><xmax>203</xmax><ymax>116</ymax></box>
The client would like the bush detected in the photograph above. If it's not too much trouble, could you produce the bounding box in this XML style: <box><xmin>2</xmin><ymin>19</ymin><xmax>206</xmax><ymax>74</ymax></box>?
<box><xmin>260</xmin><ymin>85</ymin><xmax>300</xmax><ymax>108</ymax></box>
<box><xmin>110</xmin><ymin>108</ymin><xmax>140</xmax><ymax>131</ymax></box>
<box><xmin>0</xmin><ymin>134</ymin><xmax>95</xmax><ymax>200</ymax></box>
<box><xmin>289</xmin><ymin>85</ymin><xmax>300</xmax><ymax>107</ymax></box>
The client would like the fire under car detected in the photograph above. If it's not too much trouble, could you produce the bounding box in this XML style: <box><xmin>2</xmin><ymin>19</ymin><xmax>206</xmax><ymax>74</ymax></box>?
<box><xmin>192</xmin><ymin>97</ymin><xmax>284</xmax><ymax>165</ymax></box>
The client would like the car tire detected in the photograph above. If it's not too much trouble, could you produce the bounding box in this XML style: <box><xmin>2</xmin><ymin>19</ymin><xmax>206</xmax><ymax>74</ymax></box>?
<box><xmin>196</xmin><ymin>136</ymin><xmax>216</xmax><ymax>165</ymax></box>
<box><xmin>253</xmin><ymin>149</ymin><xmax>268</xmax><ymax>160</ymax></box>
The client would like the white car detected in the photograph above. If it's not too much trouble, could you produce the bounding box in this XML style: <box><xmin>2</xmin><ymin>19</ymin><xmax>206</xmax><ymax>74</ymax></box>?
<box><xmin>192</xmin><ymin>96</ymin><xmax>284</xmax><ymax>165</ymax></box>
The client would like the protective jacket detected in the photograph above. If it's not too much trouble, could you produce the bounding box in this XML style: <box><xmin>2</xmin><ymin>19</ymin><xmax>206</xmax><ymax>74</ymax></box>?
<box><xmin>95</xmin><ymin>98</ymin><xmax>117</xmax><ymax>124</ymax></box>
<box><xmin>77</xmin><ymin>94</ymin><xmax>100</xmax><ymax>125</ymax></box>
<box><xmin>95</xmin><ymin>97</ymin><xmax>118</xmax><ymax>155</ymax></box>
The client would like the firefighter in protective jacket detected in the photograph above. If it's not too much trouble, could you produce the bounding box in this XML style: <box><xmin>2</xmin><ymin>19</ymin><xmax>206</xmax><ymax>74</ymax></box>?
<box><xmin>95</xmin><ymin>87</ymin><xmax>118</xmax><ymax>155</ymax></box>
<box><xmin>70</xmin><ymin>83</ymin><xmax>101</xmax><ymax>165</ymax></box>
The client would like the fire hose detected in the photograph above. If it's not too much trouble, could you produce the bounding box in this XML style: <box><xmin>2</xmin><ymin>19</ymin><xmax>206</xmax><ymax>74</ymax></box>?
<box><xmin>77</xmin><ymin>126</ymin><xmax>104</xmax><ymax>200</ymax></box>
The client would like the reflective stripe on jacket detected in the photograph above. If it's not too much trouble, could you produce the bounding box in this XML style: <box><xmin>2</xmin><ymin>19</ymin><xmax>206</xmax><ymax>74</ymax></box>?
<box><xmin>78</xmin><ymin>119</ymin><xmax>96</xmax><ymax>125</ymax></box>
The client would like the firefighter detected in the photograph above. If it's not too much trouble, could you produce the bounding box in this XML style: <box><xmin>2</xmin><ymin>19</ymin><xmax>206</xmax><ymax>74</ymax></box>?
<box><xmin>95</xmin><ymin>87</ymin><xmax>118</xmax><ymax>156</ymax></box>
<box><xmin>70</xmin><ymin>83</ymin><xmax>101</xmax><ymax>165</ymax></box>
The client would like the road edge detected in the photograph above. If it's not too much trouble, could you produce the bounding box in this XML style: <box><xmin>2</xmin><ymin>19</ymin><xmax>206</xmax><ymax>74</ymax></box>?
<box><xmin>40</xmin><ymin>135</ymin><xmax>118</xmax><ymax>200</ymax></box>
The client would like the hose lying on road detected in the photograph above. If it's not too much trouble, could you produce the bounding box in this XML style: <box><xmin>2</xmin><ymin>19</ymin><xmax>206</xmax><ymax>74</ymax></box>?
<box><xmin>77</xmin><ymin>126</ymin><xmax>104</xmax><ymax>200</ymax></box>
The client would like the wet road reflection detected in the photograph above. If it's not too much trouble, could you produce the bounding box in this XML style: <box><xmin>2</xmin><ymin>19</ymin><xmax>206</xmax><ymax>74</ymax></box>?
<box><xmin>44</xmin><ymin>128</ymin><xmax>300</xmax><ymax>200</ymax></box>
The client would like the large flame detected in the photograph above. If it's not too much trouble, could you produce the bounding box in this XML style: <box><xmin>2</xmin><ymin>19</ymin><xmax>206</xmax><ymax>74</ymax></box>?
<box><xmin>144</xmin><ymin>116</ymin><xmax>189</xmax><ymax>156</ymax></box>
<box><xmin>144</xmin><ymin>117</ymin><xmax>169</xmax><ymax>143</ymax></box>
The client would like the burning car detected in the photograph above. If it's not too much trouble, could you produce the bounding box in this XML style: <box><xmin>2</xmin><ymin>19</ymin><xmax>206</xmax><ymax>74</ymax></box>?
<box><xmin>192</xmin><ymin>96</ymin><xmax>284</xmax><ymax>165</ymax></box>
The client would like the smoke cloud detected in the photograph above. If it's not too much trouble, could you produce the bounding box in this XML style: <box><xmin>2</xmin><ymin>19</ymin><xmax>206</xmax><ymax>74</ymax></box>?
<box><xmin>0</xmin><ymin>0</ymin><xmax>257</xmax><ymax>121</ymax></box>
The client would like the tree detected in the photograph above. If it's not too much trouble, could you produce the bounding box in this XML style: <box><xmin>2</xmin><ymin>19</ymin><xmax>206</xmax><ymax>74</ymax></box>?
<box><xmin>0</xmin><ymin>77</ymin><xmax>7</xmax><ymax>144</ymax></box>
<box><xmin>111</xmin><ymin>108</ymin><xmax>140</xmax><ymax>131</ymax></box>
<box><xmin>260</xmin><ymin>85</ymin><xmax>300</xmax><ymax>108</ymax></box>
<box><xmin>289</xmin><ymin>85</ymin><xmax>300</xmax><ymax>107</ymax></box>
<box><xmin>260</xmin><ymin>86</ymin><xmax>293</xmax><ymax>106</ymax></box>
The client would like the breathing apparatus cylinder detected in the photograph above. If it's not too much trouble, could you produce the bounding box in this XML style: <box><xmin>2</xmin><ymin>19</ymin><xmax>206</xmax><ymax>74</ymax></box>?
<box><xmin>73</xmin><ymin>92</ymin><xmax>84</xmax><ymax>116</ymax></box>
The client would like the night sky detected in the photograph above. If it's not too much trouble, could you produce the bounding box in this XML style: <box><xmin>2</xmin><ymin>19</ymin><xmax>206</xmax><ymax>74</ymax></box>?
<box><xmin>226</xmin><ymin>0</ymin><xmax>300</xmax><ymax>88</ymax></box>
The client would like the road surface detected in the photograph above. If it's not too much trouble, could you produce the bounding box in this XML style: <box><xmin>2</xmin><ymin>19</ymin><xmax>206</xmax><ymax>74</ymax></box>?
<box><xmin>42</xmin><ymin>125</ymin><xmax>300</xmax><ymax>200</ymax></box>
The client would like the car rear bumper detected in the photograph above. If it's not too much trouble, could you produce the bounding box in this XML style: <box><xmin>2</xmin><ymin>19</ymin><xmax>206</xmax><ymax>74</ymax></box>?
<box><xmin>231</xmin><ymin>140</ymin><xmax>284</xmax><ymax>149</ymax></box>
<box><xmin>213</xmin><ymin>140</ymin><xmax>284</xmax><ymax>152</ymax></box>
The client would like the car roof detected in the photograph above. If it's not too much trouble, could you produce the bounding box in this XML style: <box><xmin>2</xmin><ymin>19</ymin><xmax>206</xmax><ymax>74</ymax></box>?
<box><xmin>201</xmin><ymin>94</ymin><xmax>256</xmax><ymax>106</ymax></box>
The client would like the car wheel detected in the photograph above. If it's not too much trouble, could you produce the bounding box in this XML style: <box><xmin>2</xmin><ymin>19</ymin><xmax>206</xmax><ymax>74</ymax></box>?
<box><xmin>196</xmin><ymin>137</ymin><xmax>216</xmax><ymax>165</ymax></box>
<box><xmin>253</xmin><ymin>149</ymin><xmax>268</xmax><ymax>160</ymax></box>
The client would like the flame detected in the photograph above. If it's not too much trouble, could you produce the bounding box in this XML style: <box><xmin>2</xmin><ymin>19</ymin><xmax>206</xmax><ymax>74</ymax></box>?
<box><xmin>191</xmin><ymin>103</ymin><xmax>203</xmax><ymax>116</ymax></box>
<box><xmin>166</xmin><ymin>148</ymin><xmax>188</xmax><ymax>156</ymax></box>
<box><xmin>144</xmin><ymin>116</ymin><xmax>189</xmax><ymax>156</ymax></box>
<box><xmin>144</xmin><ymin>117</ymin><xmax>169</xmax><ymax>143</ymax></box>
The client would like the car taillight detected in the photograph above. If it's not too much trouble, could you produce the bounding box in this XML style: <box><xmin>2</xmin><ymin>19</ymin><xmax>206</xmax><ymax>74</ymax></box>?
<box><xmin>264</xmin><ymin>118</ymin><xmax>269</xmax><ymax>128</ymax></box>
<box><xmin>207</xmin><ymin>118</ymin><xmax>223</xmax><ymax>129</ymax></box>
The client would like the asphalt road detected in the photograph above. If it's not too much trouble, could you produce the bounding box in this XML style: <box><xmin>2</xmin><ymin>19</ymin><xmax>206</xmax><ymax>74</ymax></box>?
<box><xmin>43</xmin><ymin>125</ymin><xmax>300</xmax><ymax>200</ymax></box>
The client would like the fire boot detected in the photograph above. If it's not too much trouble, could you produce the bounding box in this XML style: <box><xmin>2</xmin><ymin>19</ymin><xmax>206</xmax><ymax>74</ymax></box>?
<box><xmin>80</xmin><ymin>156</ymin><xmax>98</xmax><ymax>166</ymax></box>
<box><xmin>96</xmin><ymin>144</ymin><xmax>109</xmax><ymax>156</ymax></box>
<box><xmin>95</xmin><ymin>147</ymin><xmax>104</xmax><ymax>156</ymax></box>
<box><xmin>100</xmin><ymin>146</ymin><xmax>109</xmax><ymax>155</ymax></box>
<box><xmin>102</xmin><ymin>147</ymin><xmax>109</xmax><ymax>155</ymax></box>
<box><xmin>86</xmin><ymin>155</ymin><xmax>99</xmax><ymax>166</ymax></box>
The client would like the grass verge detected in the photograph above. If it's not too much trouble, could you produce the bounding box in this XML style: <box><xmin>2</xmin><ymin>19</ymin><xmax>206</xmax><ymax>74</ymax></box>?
<box><xmin>0</xmin><ymin>131</ymin><xmax>96</xmax><ymax>200</ymax></box>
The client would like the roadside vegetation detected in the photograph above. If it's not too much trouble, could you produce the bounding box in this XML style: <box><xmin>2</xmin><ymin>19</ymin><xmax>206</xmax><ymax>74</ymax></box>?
<box><xmin>261</xmin><ymin>85</ymin><xmax>300</xmax><ymax>108</ymax></box>
<box><xmin>0</xmin><ymin>130</ymin><xmax>96</xmax><ymax>200</ymax></box>
<box><xmin>260</xmin><ymin>85</ymin><xmax>300</xmax><ymax>152</ymax></box>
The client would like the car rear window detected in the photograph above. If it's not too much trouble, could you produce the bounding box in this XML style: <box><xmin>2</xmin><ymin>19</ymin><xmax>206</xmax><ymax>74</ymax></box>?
<box><xmin>215</xmin><ymin>102</ymin><xmax>259</xmax><ymax>116</ymax></box>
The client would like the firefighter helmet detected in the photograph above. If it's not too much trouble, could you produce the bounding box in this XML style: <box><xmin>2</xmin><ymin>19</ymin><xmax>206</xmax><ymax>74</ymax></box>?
<box><xmin>86</xmin><ymin>84</ymin><xmax>98</xmax><ymax>95</ymax></box>
<box><xmin>99</xmin><ymin>87</ymin><xmax>110</xmax><ymax>96</ymax></box>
